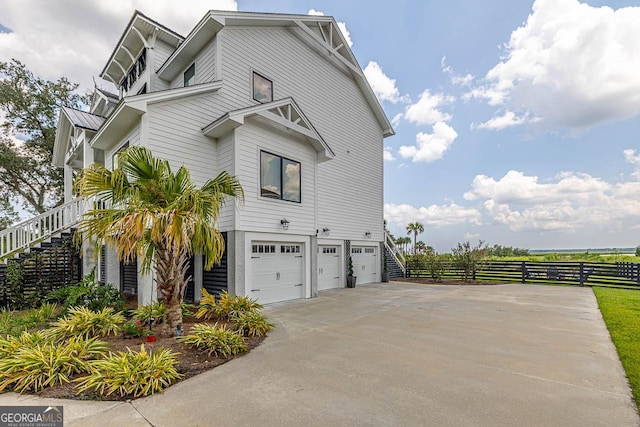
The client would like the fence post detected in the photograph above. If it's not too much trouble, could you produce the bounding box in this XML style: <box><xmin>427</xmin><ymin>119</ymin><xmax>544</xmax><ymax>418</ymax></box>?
<box><xmin>521</xmin><ymin>261</ymin><xmax>526</xmax><ymax>284</ymax></box>
<box><xmin>579</xmin><ymin>262</ymin><xmax>584</xmax><ymax>287</ymax></box>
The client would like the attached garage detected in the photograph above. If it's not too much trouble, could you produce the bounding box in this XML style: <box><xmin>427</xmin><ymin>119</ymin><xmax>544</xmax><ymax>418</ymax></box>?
<box><xmin>250</xmin><ymin>242</ymin><xmax>304</xmax><ymax>304</ymax></box>
<box><xmin>318</xmin><ymin>245</ymin><xmax>341</xmax><ymax>290</ymax></box>
<box><xmin>351</xmin><ymin>246</ymin><xmax>378</xmax><ymax>284</ymax></box>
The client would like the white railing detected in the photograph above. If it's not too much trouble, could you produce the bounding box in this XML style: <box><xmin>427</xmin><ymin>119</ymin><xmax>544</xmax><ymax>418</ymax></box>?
<box><xmin>384</xmin><ymin>230</ymin><xmax>406</xmax><ymax>275</ymax></box>
<box><xmin>0</xmin><ymin>198</ymin><xmax>85</xmax><ymax>261</ymax></box>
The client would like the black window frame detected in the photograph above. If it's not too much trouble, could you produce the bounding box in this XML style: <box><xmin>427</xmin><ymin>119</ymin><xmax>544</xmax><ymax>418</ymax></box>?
<box><xmin>184</xmin><ymin>63</ymin><xmax>196</xmax><ymax>87</ymax></box>
<box><xmin>252</xmin><ymin>72</ymin><xmax>273</xmax><ymax>103</ymax></box>
<box><xmin>260</xmin><ymin>150</ymin><xmax>301</xmax><ymax>203</ymax></box>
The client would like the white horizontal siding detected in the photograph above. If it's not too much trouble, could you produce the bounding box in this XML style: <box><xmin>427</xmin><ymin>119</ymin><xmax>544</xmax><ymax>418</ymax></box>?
<box><xmin>235</xmin><ymin>120</ymin><xmax>316</xmax><ymax>236</ymax></box>
<box><xmin>169</xmin><ymin>37</ymin><xmax>217</xmax><ymax>89</ymax></box>
<box><xmin>104</xmin><ymin>125</ymin><xmax>141</xmax><ymax>170</ymax></box>
<box><xmin>217</xmin><ymin>131</ymin><xmax>235</xmax><ymax>231</ymax></box>
<box><xmin>219</xmin><ymin>26</ymin><xmax>384</xmax><ymax>241</ymax></box>
<box><xmin>145</xmin><ymin>92</ymin><xmax>224</xmax><ymax>186</ymax></box>
<box><xmin>152</xmin><ymin>39</ymin><xmax>175</xmax><ymax>92</ymax></box>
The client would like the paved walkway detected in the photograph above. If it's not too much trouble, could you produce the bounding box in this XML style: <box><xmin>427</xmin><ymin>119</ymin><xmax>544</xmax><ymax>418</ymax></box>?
<box><xmin>1</xmin><ymin>283</ymin><xmax>638</xmax><ymax>426</ymax></box>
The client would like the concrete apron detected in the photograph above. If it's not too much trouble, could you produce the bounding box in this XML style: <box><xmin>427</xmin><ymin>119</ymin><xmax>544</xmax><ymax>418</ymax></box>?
<box><xmin>0</xmin><ymin>283</ymin><xmax>638</xmax><ymax>426</ymax></box>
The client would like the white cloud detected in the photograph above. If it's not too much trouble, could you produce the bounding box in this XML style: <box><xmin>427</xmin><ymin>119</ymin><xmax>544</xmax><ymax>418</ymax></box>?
<box><xmin>383</xmin><ymin>148</ymin><xmax>395</xmax><ymax>161</ymax></box>
<box><xmin>475</xmin><ymin>111</ymin><xmax>530</xmax><ymax>130</ymax></box>
<box><xmin>307</xmin><ymin>9</ymin><xmax>352</xmax><ymax>47</ymax></box>
<box><xmin>465</xmin><ymin>167</ymin><xmax>640</xmax><ymax>232</ymax></box>
<box><xmin>363</xmin><ymin>61</ymin><xmax>406</xmax><ymax>104</ymax></box>
<box><xmin>403</xmin><ymin>90</ymin><xmax>454</xmax><ymax>126</ymax></box>
<box><xmin>469</xmin><ymin>0</ymin><xmax>640</xmax><ymax>130</ymax></box>
<box><xmin>398</xmin><ymin>122</ymin><xmax>458</xmax><ymax>163</ymax></box>
<box><xmin>441</xmin><ymin>56</ymin><xmax>474</xmax><ymax>86</ymax></box>
<box><xmin>385</xmin><ymin>203</ymin><xmax>482</xmax><ymax>228</ymax></box>
<box><xmin>0</xmin><ymin>1</ymin><xmax>238</xmax><ymax>90</ymax></box>
<box><xmin>624</xmin><ymin>149</ymin><xmax>640</xmax><ymax>166</ymax></box>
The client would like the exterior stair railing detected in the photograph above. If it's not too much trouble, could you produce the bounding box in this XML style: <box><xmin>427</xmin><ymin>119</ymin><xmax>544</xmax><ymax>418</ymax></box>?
<box><xmin>0</xmin><ymin>198</ymin><xmax>86</xmax><ymax>261</ymax></box>
<box><xmin>384</xmin><ymin>229</ymin><xmax>406</xmax><ymax>275</ymax></box>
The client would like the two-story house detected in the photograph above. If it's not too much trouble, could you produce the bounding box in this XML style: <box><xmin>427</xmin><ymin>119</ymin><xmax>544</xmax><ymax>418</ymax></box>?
<box><xmin>52</xmin><ymin>10</ymin><xmax>394</xmax><ymax>305</ymax></box>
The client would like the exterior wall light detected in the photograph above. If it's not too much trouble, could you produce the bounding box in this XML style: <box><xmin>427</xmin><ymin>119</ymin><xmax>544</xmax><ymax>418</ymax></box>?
<box><xmin>364</xmin><ymin>231</ymin><xmax>371</xmax><ymax>239</ymax></box>
<box><xmin>322</xmin><ymin>227</ymin><xmax>330</xmax><ymax>236</ymax></box>
<box><xmin>280</xmin><ymin>218</ymin><xmax>290</xmax><ymax>230</ymax></box>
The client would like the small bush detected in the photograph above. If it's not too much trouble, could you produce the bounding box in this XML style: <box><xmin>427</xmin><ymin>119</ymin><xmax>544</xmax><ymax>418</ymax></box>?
<box><xmin>451</xmin><ymin>240</ymin><xmax>488</xmax><ymax>281</ymax></box>
<box><xmin>235</xmin><ymin>310</ymin><xmax>274</xmax><ymax>337</ymax></box>
<box><xmin>46</xmin><ymin>307</ymin><xmax>125</xmax><ymax>339</ymax></box>
<box><xmin>178</xmin><ymin>323</ymin><xmax>247</xmax><ymax>357</ymax></box>
<box><xmin>217</xmin><ymin>291</ymin><xmax>263</xmax><ymax>320</ymax></box>
<box><xmin>0</xmin><ymin>333</ymin><xmax>107</xmax><ymax>392</ymax></box>
<box><xmin>46</xmin><ymin>270</ymin><xmax>124</xmax><ymax>312</ymax></box>
<box><xmin>122</xmin><ymin>320</ymin><xmax>149</xmax><ymax>338</ymax></box>
<box><xmin>194</xmin><ymin>289</ymin><xmax>218</xmax><ymax>320</ymax></box>
<box><xmin>133</xmin><ymin>302</ymin><xmax>165</xmax><ymax>325</ymax></box>
<box><xmin>0</xmin><ymin>304</ymin><xmax>59</xmax><ymax>337</ymax></box>
<box><xmin>74</xmin><ymin>344</ymin><xmax>182</xmax><ymax>398</ymax></box>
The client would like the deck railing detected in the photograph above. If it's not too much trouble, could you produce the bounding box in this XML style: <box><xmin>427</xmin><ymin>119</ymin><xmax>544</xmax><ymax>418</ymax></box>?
<box><xmin>0</xmin><ymin>198</ymin><xmax>85</xmax><ymax>261</ymax></box>
<box><xmin>384</xmin><ymin>230</ymin><xmax>406</xmax><ymax>275</ymax></box>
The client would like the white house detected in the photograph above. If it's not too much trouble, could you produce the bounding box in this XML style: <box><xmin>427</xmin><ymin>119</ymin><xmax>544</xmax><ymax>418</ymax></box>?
<box><xmin>52</xmin><ymin>10</ymin><xmax>394</xmax><ymax>305</ymax></box>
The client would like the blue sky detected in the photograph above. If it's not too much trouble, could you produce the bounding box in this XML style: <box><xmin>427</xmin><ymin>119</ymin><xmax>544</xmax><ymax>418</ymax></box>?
<box><xmin>1</xmin><ymin>0</ymin><xmax>639</xmax><ymax>251</ymax></box>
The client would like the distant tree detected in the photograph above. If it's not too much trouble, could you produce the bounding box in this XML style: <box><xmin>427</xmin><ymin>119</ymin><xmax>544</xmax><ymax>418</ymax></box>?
<box><xmin>451</xmin><ymin>240</ymin><xmax>488</xmax><ymax>281</ymax></box>
<box><xmin>406</xmin><ymin>222</ymin><xmax>424</xmax><ymax>255</ymax></box>
<box><xmin>395</xmin><ymin>236</ymin><xmax>410</xmax><ymax>254</ymax></box>
<box><xmin>487</xmin><ymin>244</ymin><xmax>529</xmax><ymax>257</ymax></box>
<box><xmin>0</xmin><ymin>59</ymin><xmax>86</xmax><ymax>215</ymax></box>
<box><xmin>0</xmin><ymin>198</ymin><xmax>19</xmax><ymax>230</ymax></box>
<box><xmin>636</xmin><ymin>246</ymin><xmax>640</xmax><ymax>257</ymax></box>
<box><xmin>415</xmin><ymin>241</ymin><xmax>431</xmax><ymax>254</ymax></box>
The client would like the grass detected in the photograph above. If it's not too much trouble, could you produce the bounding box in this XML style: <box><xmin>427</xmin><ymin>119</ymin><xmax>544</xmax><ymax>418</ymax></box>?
<box><xmin>593</xmin><ymin>287</ymin><xmax>640</xmax><ymax>411</ymax></box>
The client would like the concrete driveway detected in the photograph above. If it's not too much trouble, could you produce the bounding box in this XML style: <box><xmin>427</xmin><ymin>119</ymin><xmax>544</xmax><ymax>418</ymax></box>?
<box><xmin>2</xmin><ymin>282</ymin><xmax>638</xmax><ymax>426</ymax></box>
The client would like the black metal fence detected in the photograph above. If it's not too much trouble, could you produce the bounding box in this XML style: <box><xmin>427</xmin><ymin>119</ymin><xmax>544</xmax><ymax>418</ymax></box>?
<box><xmin>0</xmin><ymin>233</ymin><xmax>82</xmax><ymax>309</ymax></box>
<box><xmin>406</xmin><ymin>259</ymin><xmax>640</xmax><ymax>288</ymax></box>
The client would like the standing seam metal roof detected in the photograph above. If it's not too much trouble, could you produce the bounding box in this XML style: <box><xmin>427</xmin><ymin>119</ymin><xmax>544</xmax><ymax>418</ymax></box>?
<box><xmin>62</xmin><ymin>107</ymin><xmax>106</xmax><ymax>131</ymax></box>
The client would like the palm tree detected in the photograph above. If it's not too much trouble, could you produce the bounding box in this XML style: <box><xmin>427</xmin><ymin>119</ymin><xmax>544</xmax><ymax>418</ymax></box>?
<box><xmin>415</xmin><ymin>241</ymin><xmax>427</xmax><ymax>254</ymax></box>
<box><xmin>406</xmin><ymin>221</ymin><xmax>424</xmax><ymax>255</ymax></box>
<box><xmin>395</xmin><ymin>236</ymin><xmax>410</xmax><ymax>254</ymax></box>
<box><xmin>75</xmin><ymin>147</ymin><xmax>243</xmax><ymax>335</ymax></box>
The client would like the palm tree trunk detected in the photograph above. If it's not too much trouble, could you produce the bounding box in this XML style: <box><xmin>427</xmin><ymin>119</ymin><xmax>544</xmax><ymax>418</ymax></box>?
<box><xmin>155</xmin><ymin>245</ymin><xmax>190</xmax><ymax>336</ymax></box>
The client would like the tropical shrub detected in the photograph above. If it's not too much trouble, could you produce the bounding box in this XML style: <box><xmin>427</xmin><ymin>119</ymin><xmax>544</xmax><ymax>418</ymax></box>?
<box><xmin>133</xmin><ymin>302</ymin><xmax>165</xmax><ymax>325</ymax></box>
<box><xmin>451</xmin><ymin>240</ymin><xmax>488</xmax><ymax>281</ymax></box>
<box><xmin>178</xmin><ymin>323</ymin><xmax>247</xmax><ymax>357</ymax></box>
<box><xmin>46</xmin><ymin>307</ymin><xmax>125</xmax><ymax>339</ymax></box>
<box><xmin>0</xmin><ymin>333</ymin><xmax>107</xmax><ymax>392</ymax></box>
<box><xmin>0</xmin><ymin>304</ymin><xmax>59</xmax><ymax>337</ymax></box>
<box><xmin>74</xmin><ymin>344</ymin><xmax>182</xmax><ymax>398</ymax></box>
<box><xmin>235</xmin><ymin>310</ymin><xmax>274</xmax><ymax>337</ymax></box>
<box><xmin>194</xmin><ymin>289</ymin><xmax>218</xmax><ymax>320</ymax></box>
<box><xmin>216</xmin><ymin>291</ymin><xmax>263</xmax><ymax>320</ymax></box>
<box><xmin>46</xmin><ymin>270</ymin><xmax>124</xmax><ymax>312</ymax></box>
<box><xmin>122</xmin><ymin>320</ymin><xmax>148</xmax><ymax>338</ymax></box>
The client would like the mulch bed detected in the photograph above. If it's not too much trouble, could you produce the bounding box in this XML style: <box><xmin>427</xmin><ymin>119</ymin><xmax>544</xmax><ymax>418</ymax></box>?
<box><xmin>34</xmin><ymin>317</ymin><xmax>266</xmax><ymax>401</ymax></box>
<box><xmin>394</xmin><ymin>277</ymin><xmax>505</xmax><ymax>286</ymax></box>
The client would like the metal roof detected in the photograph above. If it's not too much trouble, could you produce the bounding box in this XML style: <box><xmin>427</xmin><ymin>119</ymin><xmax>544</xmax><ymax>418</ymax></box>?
<box><xmin>97</xmin><ymin>88</ymin><xmax>119</xmax><ymax>100</ymax></box>
<box><xmin>61</xmin><ymin>107</ymin><xmax>106</xmax><ymax>131</ymax></box>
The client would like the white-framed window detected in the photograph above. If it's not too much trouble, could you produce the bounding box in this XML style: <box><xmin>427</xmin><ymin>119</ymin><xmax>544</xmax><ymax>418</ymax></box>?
<box><xmin>252</xmin><ymin>244</ymin><xmax>276</xmax><ymax>254</ymax></box>
<box><xmin>322</xmin><ymin>247</ymin><xmax>337</xmax><ymax>254</ymax></box>
<box><xmin>281</xmin><ymin>245</ymin><xmax>301</xmax><ymax>254</ymax></box>
<box><xmin>112</xmin><ymin>141</ymin><xmax>129</xmax><ymax>170</ymax></box>
<box><xmin>260</xmin><ymin>151</ymin><xmax>301</xmax><ymax>203</ymax></box>
<box><xmin>252</xmin><ymin>71</ymin><xmax>273</xmax><ymax>103</ymax></box>
<box><xmin>184</xmin><ymin>63</ymin><xmax>195</xmax><ymax>87</ymax></box>
<box><xmin>365</xmin><ymin>248</ymin><xmax>375</xmax><ymax>254</ymax></box>
<box><xmin>352</xmin><ymin>247</ymin><xmax>363</xmax><ymax>254</ymax></box>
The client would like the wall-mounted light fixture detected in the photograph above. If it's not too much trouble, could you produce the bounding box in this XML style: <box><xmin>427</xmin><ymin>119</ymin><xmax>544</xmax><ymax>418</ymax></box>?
<box><xmin>364</xmin><ymin>231</ymin><xmax>371</xmax><ymax>239</ymax></box>
<box><xmin>280</xmin><ymin>218</ymin><xmax>290</xmax><ymax>230</ymax></box>
<box><xmin>322</xmin><ymin>227</ymin><xmax>330</xmax><ymax>236</ymax></box>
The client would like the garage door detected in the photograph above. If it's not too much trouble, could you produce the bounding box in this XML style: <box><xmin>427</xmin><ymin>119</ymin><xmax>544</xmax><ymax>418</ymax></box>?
<box><xmin>250</xmin><ymin>242</ymin><xmax>304</xmax><ymax>304</ymax></box>
<box><xmin>318</xmin><ymin>245</ymin><xmax>341</xmax><ymax>290</ymax></box>
<box><xmin>351</xmin><ymin>246</ymin><xmax>377</xmax><ymax>284</ymax></box>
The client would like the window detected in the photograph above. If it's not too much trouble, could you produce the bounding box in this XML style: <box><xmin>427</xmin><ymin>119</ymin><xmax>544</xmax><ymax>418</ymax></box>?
<box><xmin>184</xmin><ymin>63</ymin><xmax>195</xmax><ymax>87</ymax></box>
<box><xmin>322</xmin><ymin>247</ymin><xmax>337</xmax><ymax>254</ymax></box>
<box><xmin>137</xmin><ymin>84</ymin><xmax>147</xmax><ymax>95</ymax></box>
<box><xmin>112</xmin><ymin>141</ymin><xmax>129</xmax><ymax>170</ymax></box>
<box><xmin>120</xmin><ymin>49</ymin><xmax>146</xmax><ymax>93</ymax></box>
<box><xmin>252</xmin><ymin>244</ymin><xmax>276</xmax><ymax>254</ymax></box>
<box><xmin>252</xmin><ymin>72</ymin><xmax>273</xmax><ymax>103</ymax></box>
<box><xmin>281</xmin><ymin>245</ymin><xmax>301</xmax><ymax>254</ymax></box>
<box><xmin>352</xmin><ymin>248</ymin><xmax>363</xmax><ymax>254</ymax></box>
<box><xmin>260</xmin><ymin>151</ymin><xmax>300</xmax><ymax>203</ymax></box>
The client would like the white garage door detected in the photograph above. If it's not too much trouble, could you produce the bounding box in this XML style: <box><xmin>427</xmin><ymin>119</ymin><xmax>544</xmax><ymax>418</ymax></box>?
<box><xmin>351</xmin><ymin>246</ymin><xmax>378</xmax><ymax>284</ymax></box>
<box><xmin>318</xmin><ymin>245</ymin><xmax>341</xmax><ymax>290</ymax></box>
<box><xmin>250</xmin><ymin>242</ymin><xmax>304</xmax><ymax>304</ymax></box>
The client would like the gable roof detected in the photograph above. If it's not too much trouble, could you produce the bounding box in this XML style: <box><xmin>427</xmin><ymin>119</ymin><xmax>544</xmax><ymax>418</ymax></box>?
<box><xmin>61</xmin><ymin>107</ymin><xmax>106</xmax><ymax>131</ymax></box>
<box><xmin>202</xmin><ymin>97</ymin><xmax>334</xmax><ymax>162</ymax></box>
<box><xmin>157</xmin><ymin>10</ymin><xmax>394</xmax><ymax>138</ymax></box>
<box><xmin>100</xmin><ymin>10</ymin><xmax>184</xmax><ymax>86</ymax></box>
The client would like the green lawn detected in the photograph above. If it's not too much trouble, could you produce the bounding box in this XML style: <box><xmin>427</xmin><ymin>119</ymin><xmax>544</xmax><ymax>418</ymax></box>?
<box><xmin>593</xmin><ymin>287</ymin><xmax>640</xmax><ymax>411</ymax></box>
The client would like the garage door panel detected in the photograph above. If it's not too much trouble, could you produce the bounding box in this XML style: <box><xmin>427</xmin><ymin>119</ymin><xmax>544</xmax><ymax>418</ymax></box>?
<box><xmin>351</xmin><ymin>246</ymin><xmax>377</xmax><ymax>285</ymax></box>
<box><xmin>250</xmin><ymin>242</ymin><xmax>304</xmax><ymax>304</ymax></box>
<box><xmin>318</xmin><ymin>245</ymin><xmax>341</xmax><ymax>290</ymax></box>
